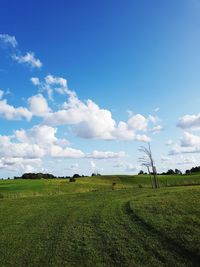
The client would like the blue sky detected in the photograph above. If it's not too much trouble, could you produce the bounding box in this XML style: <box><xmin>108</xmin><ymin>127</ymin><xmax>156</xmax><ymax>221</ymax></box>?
<box><xmin>1</xmin><ymin>0</ymin><xmax>200</xmax><ymax>177</ymax></box>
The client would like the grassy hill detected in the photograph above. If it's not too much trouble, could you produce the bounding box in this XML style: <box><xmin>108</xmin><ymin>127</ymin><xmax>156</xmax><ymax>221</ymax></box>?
<box><xmin>0</xmin><ymin>174</ymin><xmax>200</xmax><ymax>266</ymax></box>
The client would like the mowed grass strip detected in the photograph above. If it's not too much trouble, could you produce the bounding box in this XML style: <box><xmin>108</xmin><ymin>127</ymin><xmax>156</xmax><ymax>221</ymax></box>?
<box><xmin>0</xmin><ymin>177</ymin><xmax>200</xmax><ymax>266</ymax></box>
<box><xmin>129</xmin><ymin>186</ymin><xmax>200</xmax><ymax>266</ymax></box>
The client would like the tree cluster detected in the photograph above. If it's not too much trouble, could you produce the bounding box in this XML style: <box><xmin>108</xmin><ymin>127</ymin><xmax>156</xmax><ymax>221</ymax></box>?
<box><xmin>185</xmin><ymin>166</ymin><xmax>200</xmax><ymax>175</ymax></box>
<box><xmin>160</xmin><ymin>169</ymin><xmax>182</xmax><ymax>175</ymax></box>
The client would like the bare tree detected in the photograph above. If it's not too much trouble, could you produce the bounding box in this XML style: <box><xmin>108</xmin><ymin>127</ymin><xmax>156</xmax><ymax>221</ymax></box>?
<box><xmin>138</xmin><ymin>143</ymin><xmax>159</xmax><ymax>189</ymax></box>
<box><xmin>142</xmin><ymin>162</ymin><xmax>154</xmax><ymax>189</ymax></box>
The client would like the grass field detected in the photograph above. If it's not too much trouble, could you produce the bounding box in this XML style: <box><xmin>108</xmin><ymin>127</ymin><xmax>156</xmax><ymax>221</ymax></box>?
<box><xmin>0</xmin><ymin>174</ymin><xmax>200</xmax><ymax>266</ymax></box>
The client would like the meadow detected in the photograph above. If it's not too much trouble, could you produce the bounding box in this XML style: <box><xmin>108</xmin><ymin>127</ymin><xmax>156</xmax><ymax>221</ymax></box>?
<box><xmin>0</xmin><ymin>174</ymin><xmax>200</xmax><ymax>266</ymax></box>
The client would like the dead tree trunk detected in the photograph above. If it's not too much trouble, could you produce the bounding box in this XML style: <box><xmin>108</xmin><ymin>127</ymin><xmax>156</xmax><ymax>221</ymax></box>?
<box><xmin>138</xmin><ymin>143</ymin><xmax>159</xmax><ymax>189</ymax></box>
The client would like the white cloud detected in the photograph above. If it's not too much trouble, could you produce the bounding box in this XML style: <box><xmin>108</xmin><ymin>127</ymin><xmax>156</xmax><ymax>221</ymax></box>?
<box><xmin>148</xmin><ymin>115</ymin><xmax>160</xmax><ymax>124</ymax></box>
<box><xmin>86</xmin><ymin>150</ymin><xmax>126</xmax><ymax>159</ymax></box>
<box><xmin>177</xmin><ymin>113</ymin><xmax>200</xmax><ymax>129</ymax></box>
<box><xmin>169</xmin><ymin>116</ymin><xmax>200</xmax><ymax>155</ymax></box>
<box><xmin>0</xmin><ymin>90</ymin><xmax>4</xmax><ymax>99</ymax></box>
<box><xmin>13</xmin><ymin>52</ymin><xmax>42</xmax><ymax>68</ymax></box>
<box><xmin>128</xmin><ymin>114</ymin><xmax>148</xmax><ymax>131</ymax></box>
<box><xmin>169</xmin><ymin>145</ymin><xmax>199</xmax><ymax>155</ymax></box>
<box><xmin>27</xmin><ymin>74</ymin><xmax>162</xmax><ymax>142</ymax></box>
<box><xmin>0</xmin><ymin>125</ymin><xmax>84</xmax><ymax>174</ymax></box>
<box><xmin>42</xmin><ymin>80</ymin><xmax>152</xmax><ymax>141</ymax></box>
<box><xmin>28</xmin><ymin>94</ymin><xmax>50</xmax><ymax>117</ymax></box>
<box><xmin>46</xmin><ymin>100</ymin><xmax>116</xmax><ymax>140</ymax></box>
<box><xmin>31</xmin><ymin>74</ymin><xmax>70</xmax><ymax>100</ymax></box>
<box><xmin>0</xmin><ymin>157</ymin><xmax>41</xmax><ymax>173</ymax></box>
<box><xmin>169</xmin><ymin>132</ymin><xmax>200</xmax><ymax>155</ymax></box>
<box><xmin>149</xmin><ymin>125</ymin><xmax>163</xmax><ymax>134</ymax></box>
<box><xmin>30</xmin><ymin>77</ymin><xmax>40</xmax><ymax>86</ymax></box>
<box><xmin>15</xmin><ymin>125</ymin><xmax>60</xmax><ymax>146</ymax></box>
<box><xmin>14</xmin><ymin>125</ymin><xmax>84</xmax><ymax>159</ymax></box>
<box><xmin>27</xmin><ymin>74</ymin><xmax>163</xmax><ymax>142</ymax></box>
<box><xmin>45</xmin><ymin>74</ymin><xmax>67</xmax><ymax>88</ymax></box>
<box><xmin>0</xmin><ymin>135</ymin><xmax>45</xmax><ymax>159</ymax></box>
<box><xmin>2</xmin><ymin>125</ymin><xmax>127</xmax><ymax>165</ymax></box>
<box><xmin>50</xmin><ymin>145</ymin><xmax>84</xmax><ymax>158</ymax></box>
<box><xmin>0</xmin><ymin>34</ymin><xmax>17</xmax><ymax>47</ymax></box>
<box><xmin>15</xmin><ymin>125</ymin><xmax>69</xmax><ymax>148</ymax></box>
<box><xmin>90</xmin><ymin>161</ymin><xmax>96</xmax><ymax>168</ymax></box>
<box><xmin>181</xmin><ymin>132</ymin><xmax>200</xmax><ymax>147</ymax></box>
<box><xmin>0</xmin><ymin>34</ymin><xmax>42</xmax><ymax>69</ymax></box>
<box><xmin>0</xmin><ymin>98</ymin><xmax>32</xmax><ymax>121</ymax></box>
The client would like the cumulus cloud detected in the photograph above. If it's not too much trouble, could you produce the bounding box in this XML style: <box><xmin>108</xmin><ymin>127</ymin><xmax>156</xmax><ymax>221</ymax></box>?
<box><xmin>13</xmin><ymin>52</ymin><xmax>42</xmax><ymax>68</ymax></box>
<box><xmin>0</xmin><ymin>157</ymin><xmax>41</xmax><ymax>173</ymax></box>
<box><xmin>45</xmin><ymin>98</ymin><xmax>117</xmax><ymax>140</ymax></box>
<box><xmin>86</xmin><ymin>150</ymin><xmax>126</xmax><ymax>159</ymax></box>
<box><xmin>39</xmin><ymin>77</ymin><xmax>153</xmax><ymax>141</ymax></box>
<box><xmin>15</xmin><ymin>125</ymin><xmax>61</xmax><ymax>146</ymax></box>
<box><xmin>1</xmin><ymin>125</ymin><xmax>128</xmax><ymax>161</ymax></box>
<box><xmin>0</xmin><ymin>98</ymin><xmax>32</xmax><ymax>121</ymax></box>
<box><xmin>28</xmin><ymin>94</ymin><xmax>51</xmax><ymax>117</ymax></box>
<box><xmin>169</xmin><ymin>132</ymin><xmax>200</xmax><ymax>155</ymax></box>
<box><xmin>181</xmin><ymin>132</ymin><xmax>200</xmax><ymax>147</ymax></box>
<box><xmin>50</xmin><ymin>146</ymin><xmax>84</xmax><ymax>158</ymax></box>
<box><xmin>28</xmin><ymin>74</ymin><xmax>162</xmax><ymax>142</ymax></box>
<box><xmin>128</xmin><ymin>114</ymin><xmax>148</xmax><ymax>131</ymax></box>
<box><xmin>0</xmin><ymin>135</ymin><xmax>45</xmax><ymax>159</ymax></box>
<box><xmin>0</xmin><ymin>124</ymin><xmax>129</xmax><ymax>173</ymax></box>
<box><xmin>167</xmin><ymin>114</ymin><xmax>200</xmax><ymax>155</ymax></box>
<box><xmin>0</xmin><ymin>34</ymin><xmax>17</xmax><ymax>47</ymax></box>
<box><xmin>177</xmin><ymin>113</ymin><xmax>200</xmax><ymax>129</ymax></box>
<box><xmin>13</xmin><ymin>125</ymin><xmax>127</xmax><ymax>160</ymax></box>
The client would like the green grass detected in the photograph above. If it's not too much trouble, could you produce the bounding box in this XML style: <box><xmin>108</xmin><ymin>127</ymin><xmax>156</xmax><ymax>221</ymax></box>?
<box><xmin>0</xmin><ymin>174</ymin><xmax>200</xmax><ymax>266</ymax></box>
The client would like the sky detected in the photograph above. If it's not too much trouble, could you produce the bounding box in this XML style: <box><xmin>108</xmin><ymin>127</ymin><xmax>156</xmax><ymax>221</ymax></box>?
<box><xmin>1</xmin><ymin>0</ymin><xmax>200</xmax><ymax>177</ymax></box>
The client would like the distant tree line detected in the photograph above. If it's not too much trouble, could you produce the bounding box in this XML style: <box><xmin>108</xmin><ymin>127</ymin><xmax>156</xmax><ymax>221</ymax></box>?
<box><xmin>138</xmin><ymin>166</ymin><xmax>200</xmax><ymax>175</ymax></box>
<box><xmin>138</xmin><ymin>169</ymin><xmax>182</xmax><ymax>175</ymax></box>
<box><xmin>13</xmin><ymin>173</ymin><xmax>87</xmax><ymax>180</ymax></box>
<box><xmin>159</xmin><ymin>169</ymin><xmax>182</xmax><ymax>175</ymax></box>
